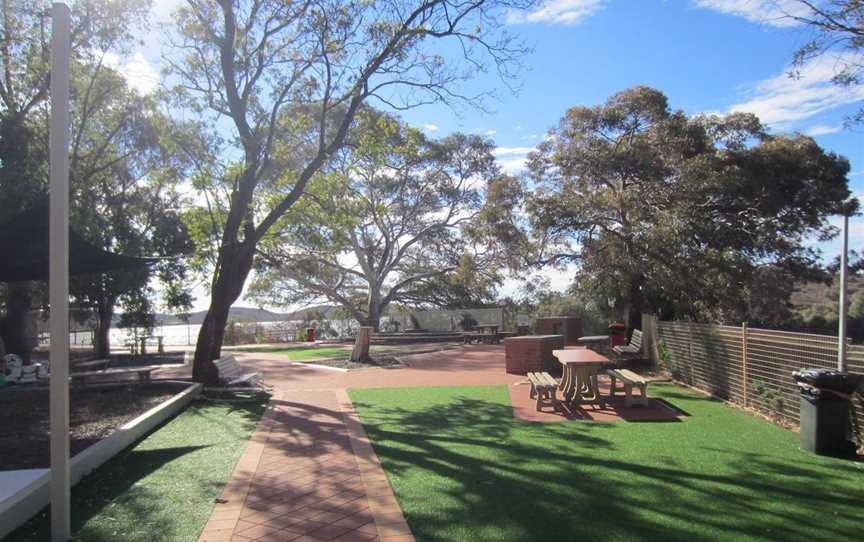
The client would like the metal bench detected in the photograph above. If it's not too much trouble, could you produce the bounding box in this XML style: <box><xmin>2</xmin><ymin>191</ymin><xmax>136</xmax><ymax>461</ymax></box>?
<box><xmin>606</xmin><ymin>368</ymin><xmax>649</xmax><ymax>407</ymax></box>
<box><xmin>527</xmin><ymin>371</ymin><xmax>560</xmax><ymax>412</ymax></box>
<box><xmin>214</xmin><ymin>355</ymin><xmax>263</xmax><ymax>387</ymax></box>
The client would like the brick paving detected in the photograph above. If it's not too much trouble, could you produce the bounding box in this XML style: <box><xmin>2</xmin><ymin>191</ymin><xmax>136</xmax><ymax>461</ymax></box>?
<box><xmin>190</xmin><ymin>345</ymin><xmax>680</xmax><ymax>541</ymax></box>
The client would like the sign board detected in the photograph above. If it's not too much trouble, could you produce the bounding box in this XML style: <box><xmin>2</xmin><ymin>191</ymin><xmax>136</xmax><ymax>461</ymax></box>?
<box><xmin>516</xmin><ymin>314</ymin><xmax>530</xmax><ymax>327</ymax></box>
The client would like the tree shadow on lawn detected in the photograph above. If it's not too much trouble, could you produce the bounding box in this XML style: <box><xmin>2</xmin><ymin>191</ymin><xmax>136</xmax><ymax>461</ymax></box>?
<box><xmin>11</xmin><ymin>400</ymin><xmax>266</xmax><ymax>542</ymax></box>
<box><xmin>353</xmin><ymin>393</ymin><xmax>864</xmax><ymax>542</ymax></box>
<box><xmin>12</xmin><ymin>445</ymin><xmax>209</xmax><ymax>542</ymax></box>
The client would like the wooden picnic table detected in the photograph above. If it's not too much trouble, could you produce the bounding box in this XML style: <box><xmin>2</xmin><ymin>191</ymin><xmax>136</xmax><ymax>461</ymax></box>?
<box><xmin>553</xmin><ymin>348</ymin><xmax>613</xmax><ymax>409</ymax></box>
<box><xmin>474</xmin><ymin>324</ymin><xmax>500</xmax><ymax>334</ymax></box>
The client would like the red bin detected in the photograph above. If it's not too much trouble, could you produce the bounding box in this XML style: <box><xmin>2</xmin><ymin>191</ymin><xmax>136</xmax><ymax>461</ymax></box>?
<box><xmin>608</xmin><ymin>323</ymin><xmax>627</xmax><ymax>348</ymax></box>
<box><xmin>306</xmin><ymin>327</ymin><xmax>316</xmax><ymax>342</ymax></box>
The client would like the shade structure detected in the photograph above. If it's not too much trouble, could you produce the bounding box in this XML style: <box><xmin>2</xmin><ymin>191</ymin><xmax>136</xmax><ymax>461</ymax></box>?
<box><xmin>0</xmin><ymin>201</ymin><xmax>157</xmax><ymax>282</ymax></box>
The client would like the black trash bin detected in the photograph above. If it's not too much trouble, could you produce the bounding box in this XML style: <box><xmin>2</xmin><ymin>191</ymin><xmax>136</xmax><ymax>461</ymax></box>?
<box><xmin>792</xmin><ymin>369</ymin><xmax>862</xmax><ymax>456</ymax></box>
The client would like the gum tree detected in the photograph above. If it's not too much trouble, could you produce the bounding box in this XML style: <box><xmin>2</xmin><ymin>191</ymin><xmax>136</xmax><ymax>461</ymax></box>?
<box><xmin>485</xmin><ymin>86</ymin><xmax>852</xmax><ymax>326</ymax></box>
<box><xmin>165</xmin><ymin>0</ymin><xmax>533</xmax><ymax>383</ymax></box>
<box><xmin>250</xmin><ymin>111</ymin><xmax>501</xmax><ymax>329</ymax></box>
<box><xmin>0</xmin><ymin>0</ymin><xmax>151</xmax><ymax>359</ymax></box>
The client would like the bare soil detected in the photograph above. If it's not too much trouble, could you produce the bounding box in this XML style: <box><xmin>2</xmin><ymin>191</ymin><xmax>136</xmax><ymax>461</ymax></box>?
<box><xmin>0</xmin><ymin>383</ymin><xmax>183</xmax><ymax>470</ymax></box>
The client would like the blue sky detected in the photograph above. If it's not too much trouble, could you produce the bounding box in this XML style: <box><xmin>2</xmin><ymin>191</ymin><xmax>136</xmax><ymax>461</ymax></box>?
<box><xmin>122</xmin><ymin>0</ymin><xmax>864</xmax><ymax>310</ymax></box>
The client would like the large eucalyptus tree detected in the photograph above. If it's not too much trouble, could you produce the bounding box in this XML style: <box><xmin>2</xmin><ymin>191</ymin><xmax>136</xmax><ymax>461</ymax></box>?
<box><xmin>165</xmin><ymin>0</ymin><xmax>533</xmax><ymax>383</ymax></box>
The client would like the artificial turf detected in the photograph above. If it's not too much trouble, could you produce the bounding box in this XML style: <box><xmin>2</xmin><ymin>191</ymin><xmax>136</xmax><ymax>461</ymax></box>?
<box><xmin>349</xmin><ymin>384</ymin><xmax>864</xmax><ymax>542</ymax></box>
<box><xmin>10</xmin><ymin>395</ymin><xmax>267</xmax><ymax>542</ymax></box>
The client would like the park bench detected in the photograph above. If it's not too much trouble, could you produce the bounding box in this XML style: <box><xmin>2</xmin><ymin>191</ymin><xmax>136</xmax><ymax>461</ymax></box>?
<box><xmin>527</xmin><ymin>371</ymin><xmax>560</xmax><ymax>412</ymax></box>
<box><xmin>70</xmin><ymin>366</ymin><xmax>156</xmax><ymax>384</ymax></box>
<box><xmin>606</xmin><ymin>368</ymin><xmax>649</xmax><ymax>407</ymax></box>
<box><xmin>214</xmin><ymin>355</ymin><xmax>264</xmax><ymax>387</ymax></box>
<box><xmin>71</xmin><ymin>359</ymin><xmax>110</xmax><ymax>371</ymax></box>
<box><xmin>612</xmin><ymin>329</ymin><xmax>643</xmax><ymax>362</ymax></box>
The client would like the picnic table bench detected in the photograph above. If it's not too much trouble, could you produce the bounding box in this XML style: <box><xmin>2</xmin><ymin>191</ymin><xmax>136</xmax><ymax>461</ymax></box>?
<box><xmin>71</xmin><ymin>359</ymin><xmax>110</xmax><ymax>371</ymax></box>
<box><xmin>527</xmin><ymin>371</ymin><xmax>559</xmax><ymax>412</ymax></box>
<box><xmin>124</xmin><ymin>335</ymin><xmax>165</xmax><ymax>355</ymax></box>
<box><xmin>607</xmin><ymin>368</ymin><xmax>649</xmax><ymax>407</ymax></box>
<box><xmin>69</xmin><ymin>366</ymin><xmax>156</xmax><ymax>384</ymax></box>
<box><xmin>214</xmin><ymin>355</ymin><xmax>263</xmax><ymax>387</ymax></box>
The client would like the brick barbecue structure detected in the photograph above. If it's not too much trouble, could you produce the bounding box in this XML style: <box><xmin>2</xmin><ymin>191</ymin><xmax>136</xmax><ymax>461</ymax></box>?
<box><xmin>534</xmin><ymin>317</ymin><xmax>583</xmax><ymax>346</ymax></box>
<box><xmin>504</xmin><ymin>334</ymin><xmax>566</xmax><ymax>375</ymax></box>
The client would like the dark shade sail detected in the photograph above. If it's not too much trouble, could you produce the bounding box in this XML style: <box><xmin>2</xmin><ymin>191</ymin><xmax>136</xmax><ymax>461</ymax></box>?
<box><xmin>0</xmin><ymin>201</ymin><xmax>157</xmax><ymax>282</ymax></box>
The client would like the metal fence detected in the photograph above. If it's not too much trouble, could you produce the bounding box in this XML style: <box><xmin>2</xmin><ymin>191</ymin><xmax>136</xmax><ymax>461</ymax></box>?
<box><xmin>655</xmin><ymin>321</ymin><xmax>864</xmax><ymax>445</ymax></box>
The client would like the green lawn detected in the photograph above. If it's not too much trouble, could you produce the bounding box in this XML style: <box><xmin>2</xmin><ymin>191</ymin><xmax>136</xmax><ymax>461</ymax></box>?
<box><xmin>12</xmin><ymin>395</ymin><xmax>267</xmax><ymax>542</ymax></box>
<box><xmin>234</xmin><ymin>345</ymin><xmax>417</xmax><ymax>361</ymax></box>
<box><xmin>349</xmin><ymin>384</ymin><xmax>864</xmax><ymax>542</ymax></box>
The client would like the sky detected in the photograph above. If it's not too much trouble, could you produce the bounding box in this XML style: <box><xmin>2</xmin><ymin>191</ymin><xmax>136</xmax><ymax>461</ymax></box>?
<box><xmin>116</xmin><ymin>0</ymin><xmax>864</xmax><ymax>312</ymax></box>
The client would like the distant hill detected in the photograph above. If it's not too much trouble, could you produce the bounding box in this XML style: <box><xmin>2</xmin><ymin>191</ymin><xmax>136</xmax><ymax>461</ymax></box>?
<box><xmin>791</xmin><ymin>277</ymin><xmax>864</xmax><ymax>310</ymax></box>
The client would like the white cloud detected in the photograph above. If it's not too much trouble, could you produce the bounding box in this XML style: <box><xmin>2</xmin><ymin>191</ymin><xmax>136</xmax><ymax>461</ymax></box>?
<box><xmin>805</xmin><ymin>124</ymin><xmax>843</xmax><ymax>136</ymax></box>
<box><xmin>494</xmin><ymin>146</ymin><xmax>536</xmax><ymax>174</ymax></box>
<box><xmin>422</xmin><ymin>123</ymin><xmax>439</xmax><ymax>132</ymax></box>
<box><xmin>494</xmin><ymin>146</ymin><xmax>536</xmax><ymax>156</ymax></box>
<box><xmin>484</xmin><ymin>129</ymin><xmax>497</xmax><ymax>136</ymax></box>
<box><xmin>103</xmin><ymin>51</ymin><xmax>159</xmax><ymax>95</ymax></box>
<box><xmin>521</xmin><ymin>133</ymin><xmax>540</xmax><ymax>140</ymax></box>
<box><xmin>725</xmin><ymin>53</ymin><xmax>864</xmax><ymax>128</ymax></box>
<box><xmin>692</xmin><ymin>0</ymin><xmax>810</xmax><ymax>27</ymax></box>
<box><xmin>508</xmin><ymin>0</ymin><xmax>606</xmax><ymax>26</ymax></box>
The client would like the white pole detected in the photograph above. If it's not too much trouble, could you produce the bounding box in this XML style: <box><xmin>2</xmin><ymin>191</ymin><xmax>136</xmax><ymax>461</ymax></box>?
<box><xmin>49</xmin><ymin>3</ymin><xmax>71</xmax><ymax>541</ymax></box>
<box><xmin>838</xmin><ymin>212</ymin><xmax>849</xmax><ymax>372</ymax></box>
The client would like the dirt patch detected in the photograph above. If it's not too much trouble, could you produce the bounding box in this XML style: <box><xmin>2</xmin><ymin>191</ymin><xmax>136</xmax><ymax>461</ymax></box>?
<box><xmin>304</xmin><ymin>345</ymin><xmax>463</xmax><ymax>369</ymax></box>
<box><xmin>0</xmin><ymin>383</ymin><xmax>185</xmax><ymax>470</ymax></box>
<box><xmin>305</xmin><ymin>356</ymin><xmax>404</xmax><ymax>370</ymax></box>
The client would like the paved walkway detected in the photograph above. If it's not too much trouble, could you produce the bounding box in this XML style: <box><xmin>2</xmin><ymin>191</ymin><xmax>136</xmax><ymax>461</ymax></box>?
<box><xmin>187</xmin><ymin>345</ymin><xmax>680</xmax><ymax>541</ymax></box>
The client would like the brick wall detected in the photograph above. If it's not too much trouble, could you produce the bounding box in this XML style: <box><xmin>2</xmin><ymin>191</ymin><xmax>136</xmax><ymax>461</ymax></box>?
<box><xmin>534</xmin><ymin>317</ymin><xmax>583</xmax><ymax>345</ymax></box>
<box><xmin>504</xmin><ymin>335</ymin><xmax>566</xmax><ymax>375</ymax></box>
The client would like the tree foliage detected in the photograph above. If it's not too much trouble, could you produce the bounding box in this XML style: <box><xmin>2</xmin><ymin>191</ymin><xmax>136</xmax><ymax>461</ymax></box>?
<box><xmin>787</xmin><ymin>0</ymin><xmax>864</xmax><ymax>124</ymax></box>
<box><xmin>485</xmin><ymin>86</ymin><xmax>852</xmax><ymax>326</ymax></box>
<box><xmin>165</xmin><ymin>0</ymin><xmax>533</xmax><ymax>381</ymax></box>
<box><xmin>250</xmin><ymin>111</ymin><xmax>501</xmax><ymax>328</ymax></box>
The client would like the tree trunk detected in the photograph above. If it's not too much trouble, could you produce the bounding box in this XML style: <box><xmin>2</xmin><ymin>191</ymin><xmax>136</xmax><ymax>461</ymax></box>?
<box><xmin>94</xmin><ymin>301</ymin><xmax>114</xmax><ymax>359</ymax></box>
<box><xmin>365</xmin><ymin>290</ymin><xmax>382</xmax><ymax>331</ymax></box>
<box><xmin>192</xmin><ymin>243</ymin><xmax>255</xmax><ymax>384</ymax></box>
<box><xmin>3</xmin><ymin>282</ymin><xmax>33</xmax><ymax>362</ymax></box>
<box><xmin>351</xmin><ymin>326</ymin><xmax>372</xmax><ymax>363</ymax></box>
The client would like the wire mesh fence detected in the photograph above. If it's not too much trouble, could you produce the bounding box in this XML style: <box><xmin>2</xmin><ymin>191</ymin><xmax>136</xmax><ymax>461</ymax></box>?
<box><xmin>656</xmin><ymin>321</ymin><xmax>864</xmax><ymax>445</ymax></box>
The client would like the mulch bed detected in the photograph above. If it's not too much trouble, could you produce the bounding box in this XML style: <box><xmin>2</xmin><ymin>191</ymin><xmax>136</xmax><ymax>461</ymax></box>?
<box><xmin>0</xmin><ymin>383</ymin><xmax>184</xmax><ymax>470</ymax></box>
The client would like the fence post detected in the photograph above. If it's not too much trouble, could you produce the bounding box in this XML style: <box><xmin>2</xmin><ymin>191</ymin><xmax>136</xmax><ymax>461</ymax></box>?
<box><xmin>641</xmin><ymin>313</ymin><xmax>658</xmax><ymax>366</ymax></box>
<box><xmin>742</xmin><ymin>322</ymin><xmax>748</xmax><ymax>408</ymax></box>
<box><xmin>688</xmin><ymin>323</ymin><xmax>694</xmax><ymax>385</ymax></box>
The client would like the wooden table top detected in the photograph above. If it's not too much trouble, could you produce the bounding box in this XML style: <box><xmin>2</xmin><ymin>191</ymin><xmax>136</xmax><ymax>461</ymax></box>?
<box><xmin>553</xmin><ymin>348</ymin><xmax>612</xmax><ymax>365</ymax></box>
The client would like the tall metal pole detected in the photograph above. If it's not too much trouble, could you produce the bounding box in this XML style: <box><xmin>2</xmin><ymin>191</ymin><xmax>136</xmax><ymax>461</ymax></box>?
<box><xmin>49</xmin><ymin>3</ymin><xmax>71</xmax><ymax>541</ymax></box>
<box><xmin>838</xmin><ymin>212</ymin><xmax>849</xmax><ymax>372</ymax></box>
